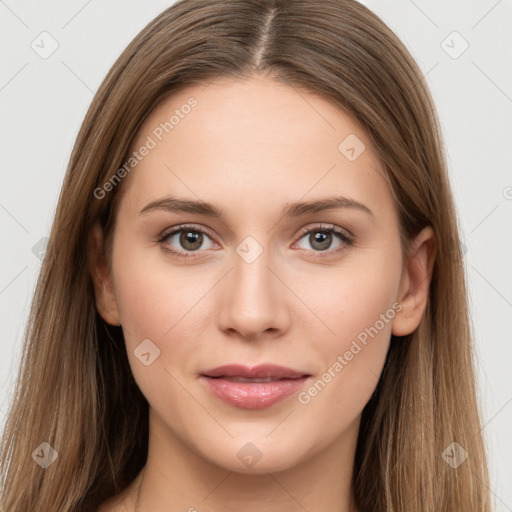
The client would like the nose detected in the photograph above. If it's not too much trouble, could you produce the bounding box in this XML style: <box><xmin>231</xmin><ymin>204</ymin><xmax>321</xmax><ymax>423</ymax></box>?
<box><xmin>217</xmin><ymin>244</ymin><xmax>290</xmax><ymax>341</ymax></box>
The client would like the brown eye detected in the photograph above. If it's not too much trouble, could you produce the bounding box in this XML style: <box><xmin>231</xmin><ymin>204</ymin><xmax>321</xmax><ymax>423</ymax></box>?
<box><xmin>158</xmin><ymin>225</ymin><xmax>216</xmax><ymax>257</ymax></box>
<box><xmin>178</xmin><ymin>230</ymin><xmax>203</xmax><ymax>251</ymax></box>
<box><xmin>295</xmin><ymin>225</ymin><xmax>354</xmax><ymax>254</ymax></box>
<box><xmin>308</xmin><ymin>231</ymin><xmax>333</xmax><ymax>251</ymax></box>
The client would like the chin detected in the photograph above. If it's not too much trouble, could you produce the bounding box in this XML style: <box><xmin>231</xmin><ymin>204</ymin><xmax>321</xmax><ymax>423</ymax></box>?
<box><xmin>197</xmin><ymin>437</ymin><xmax>310</xmax><ymax>475</ymax></box>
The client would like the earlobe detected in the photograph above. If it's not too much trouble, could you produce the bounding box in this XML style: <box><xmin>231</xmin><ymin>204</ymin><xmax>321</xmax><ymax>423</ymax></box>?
<box><xmin>88</xmin><ymin>221</ymin><xmax>121</xmax><ymax>326</ymax></box>
<box><xmin>392</xmin><ymin>226</ymin><xmax>437</xmax><ymax>336</ymax></box>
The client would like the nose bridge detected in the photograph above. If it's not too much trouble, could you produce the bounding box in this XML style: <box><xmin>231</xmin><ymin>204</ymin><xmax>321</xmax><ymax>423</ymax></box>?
<box><xmin>235</xmin><ymin>240</ymin><xmax>272</xmax><ymax>294</ymax></box>
<box><xmin>218</xmin><ymin>234</ymin><xmax>287</xmax><ymax>337</ymax></box>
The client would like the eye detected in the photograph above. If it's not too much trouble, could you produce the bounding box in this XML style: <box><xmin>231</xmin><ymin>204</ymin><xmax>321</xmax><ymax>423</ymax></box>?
<box><xmin>157</xmin><ymin>225</ymin><xmax>216</xmax><ymax>259</ymax></box>
<box><xmin>293</xmin><ymin>224</ymin><xmax>354</xmax><ymax>256</ymax></box>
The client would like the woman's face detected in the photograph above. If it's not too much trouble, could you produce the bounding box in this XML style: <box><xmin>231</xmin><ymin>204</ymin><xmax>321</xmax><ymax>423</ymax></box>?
<box><xmin>93</xmin><ymin>74</ymin><xmax>427</xmax><ymax>474</ymax></box>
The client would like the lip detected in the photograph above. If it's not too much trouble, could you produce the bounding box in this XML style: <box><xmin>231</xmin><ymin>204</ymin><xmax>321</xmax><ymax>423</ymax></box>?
<box><xmin>199</xmin><ymin>364</ymin><xmax>311</xmax><ymax>409</ymax></box>
<box><xmin>201</xmin><ymin>364</ymin><xmax>308</xmax><ymax>379</ymax></box>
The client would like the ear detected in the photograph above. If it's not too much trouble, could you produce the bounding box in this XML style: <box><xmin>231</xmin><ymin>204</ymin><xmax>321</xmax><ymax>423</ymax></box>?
<box><xmin>392</xmin><ymin>226</ymin><xmax>437</xmax><ymax>336</ymax></box>
<box><xmin>88</xmin><ymin>221</ymin><xmax>121</xmax><ymax>326</ymax></box>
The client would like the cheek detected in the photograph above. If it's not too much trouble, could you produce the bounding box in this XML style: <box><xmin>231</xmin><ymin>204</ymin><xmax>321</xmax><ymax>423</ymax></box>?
<box><xmin>110</xmin><ymin>244</ymin><xmax>211</xmax><ymax>381</ymax></box>
<box><xmin>113</xmin><ymin>269</ymin><xmax>169</xmax><ymax>344</ymax></box>
<box><xmin>110</xmin><ymin>259</ymin><xmax>197</xmax><ymax>413</ymax></box>
<box><xmin>109</xmin><ymin>239</ymin><xmax>175</xmax><ymax>357</ymax></box>
<box><xmin>305</xmin><ymin>246</ymin><xmax>401</xmax><ymax>340</ymax></box>
<box><xmin>297</xmin><ymin>250</ymin><xmax>402</xmax><ymax>412</ymax></box>
<box><xmin>110</xmin><ymin>225</ymin><xmax>197</xmax><ymax>337</ymax></box>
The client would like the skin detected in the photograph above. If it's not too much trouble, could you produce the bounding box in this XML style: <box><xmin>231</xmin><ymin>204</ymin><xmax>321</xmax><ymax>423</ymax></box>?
<box><xmin>91</xmin><ymin>74</ymin><xmax>436</xmax><ymax>512</ymax></box>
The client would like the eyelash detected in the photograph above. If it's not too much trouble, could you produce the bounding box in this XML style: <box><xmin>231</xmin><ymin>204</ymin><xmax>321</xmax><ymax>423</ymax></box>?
<box><xmin>157</xmin><ymin>223</ymin><xmax>354</xmax><ymax>260</ymax></box>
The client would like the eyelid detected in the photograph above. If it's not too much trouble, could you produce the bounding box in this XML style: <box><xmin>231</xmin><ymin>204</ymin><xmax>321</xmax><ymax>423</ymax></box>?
<box><xmin>159</xmin><ymin>223</ymin><xmax>216</xmax><ymax>240</ymax></box>
<box><xmin>297</xmin><ymin>223</ymin><xmax>354</xmax><ymax>240</ymax></box>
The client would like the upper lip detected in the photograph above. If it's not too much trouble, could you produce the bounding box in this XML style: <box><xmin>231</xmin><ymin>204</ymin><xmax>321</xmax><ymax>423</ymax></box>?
<box><xmin>201</xmin><ymin>364</ymin><xmax>309</xmax><ymax>379</ymax></box>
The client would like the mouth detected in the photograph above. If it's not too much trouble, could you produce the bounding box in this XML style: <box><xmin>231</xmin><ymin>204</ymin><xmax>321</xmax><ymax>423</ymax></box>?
<box><xmin>201</xmin><ymin>363</ymin><xmax>309</xmax><ymax>380</ymax></box>
<box><xmin>199</xmin><ymin>364</ymin><xmax>311</xmax><ymax>409</ymax></box>
<box><xmin>206</xmin><ymin>376</ymin><xmax>305</xmax><ymax>383</ymax></box>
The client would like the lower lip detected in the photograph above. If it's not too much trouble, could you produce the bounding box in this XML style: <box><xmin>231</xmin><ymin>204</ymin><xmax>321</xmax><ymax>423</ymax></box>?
<box><xmin>200</xmin><ymin>376</ymin><xmax>310</xmax><ymax>409</ymax></box>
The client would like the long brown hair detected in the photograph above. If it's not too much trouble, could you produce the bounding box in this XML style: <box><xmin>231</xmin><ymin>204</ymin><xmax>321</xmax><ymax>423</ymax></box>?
<box><xmin>0</xmin><ymin>1</ymin><xmax>492</xmax><ymax>510</ymax></box>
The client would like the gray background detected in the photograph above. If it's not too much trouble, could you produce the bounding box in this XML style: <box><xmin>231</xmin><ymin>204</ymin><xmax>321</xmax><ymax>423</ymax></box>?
<box><xmin>1</xmin><ymin>0</ymin><xmax>511</xmax><ymax>509</ymax></box>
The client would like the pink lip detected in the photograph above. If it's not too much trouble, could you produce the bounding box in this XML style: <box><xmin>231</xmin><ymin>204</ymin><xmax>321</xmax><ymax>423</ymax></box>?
<box><xmin>199</xmin><ymin>364</ymin><xmax>311</xmax><ymax>409</ymax></box>
<box><xmin>202</xmin><ymin>363</ymin><xmax>308</xmax><ymax>379</ymax></box>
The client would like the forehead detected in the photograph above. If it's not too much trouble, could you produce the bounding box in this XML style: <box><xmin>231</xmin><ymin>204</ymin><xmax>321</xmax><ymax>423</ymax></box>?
<box><xmin>119</xmin><ymin>75</ymin><xmax>392</xmax><ymax>220</ymax></box>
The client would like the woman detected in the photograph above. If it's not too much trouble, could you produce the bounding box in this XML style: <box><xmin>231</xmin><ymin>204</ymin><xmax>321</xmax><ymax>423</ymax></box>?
<box><xmin>0</xmin><ymin>0</ymin><xmax>492</xmax><ymax>510</ymax></box>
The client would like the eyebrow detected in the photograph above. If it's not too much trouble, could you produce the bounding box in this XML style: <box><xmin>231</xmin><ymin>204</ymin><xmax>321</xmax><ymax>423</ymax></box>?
<box><xmin>139</xmin><ymin>195</ymin><xmax>374</xmax><ymax>219</ymax></box>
